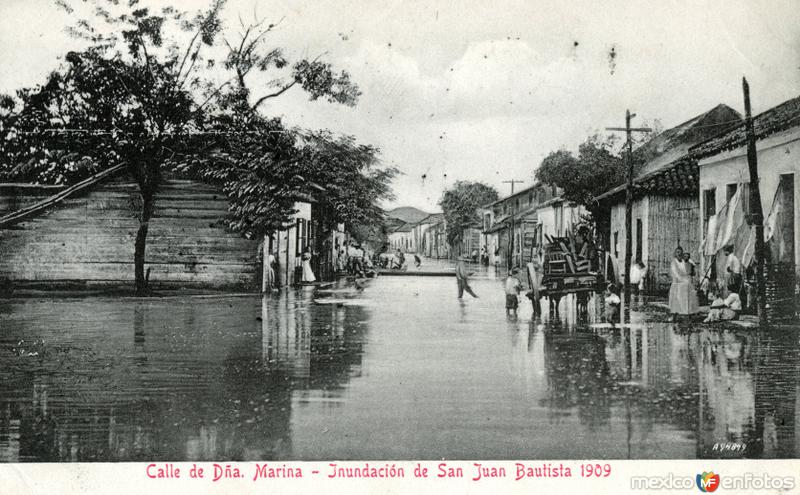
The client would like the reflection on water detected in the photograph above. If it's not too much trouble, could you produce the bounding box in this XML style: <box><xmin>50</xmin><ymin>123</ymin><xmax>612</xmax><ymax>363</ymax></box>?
<box><xmin>0</xmin><ymin>276</ymin><xmax>799</xmax><ymax>461</ymax></box>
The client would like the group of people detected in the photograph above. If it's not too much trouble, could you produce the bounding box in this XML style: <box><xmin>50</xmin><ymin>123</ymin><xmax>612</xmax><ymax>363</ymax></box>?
<box><xmin>336</xmin><ymin>241</ymin><xmax>374</xmax><ymax>278</ymax></box>
<box><xmin>703</xmin><ymin>245</ymin><xmax>743</xmax><ymax>323</ymax></box>
<box><xmin>668</xmin><ymin>246</ymin><xmax>699</xmax><ymax>319</ymax></box>
<box><xmin>668</xmin><ymin>244</ymin><xmax>742</xmax><ymax>322</ymax></box>
<box><xmin>454</xmin><ymin>256</ymin><xmax>527</xmax><ymax>318</ymax></box>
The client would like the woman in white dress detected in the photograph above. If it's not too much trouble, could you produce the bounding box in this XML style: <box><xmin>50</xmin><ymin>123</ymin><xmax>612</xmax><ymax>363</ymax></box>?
<box><xmin>301</xmin><ymin>247</ymin><xmax>316</xmax><ymax>283</ymax></box>
<box><xmin>668</xmin><ymin>246</ymin><xmax>698</xmax><ymax>319</ymax></box>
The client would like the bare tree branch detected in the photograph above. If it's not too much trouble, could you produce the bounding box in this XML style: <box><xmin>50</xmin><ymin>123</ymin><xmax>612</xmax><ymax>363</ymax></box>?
<box><xmin>251</xmin><ymin>80</ymin><xmax>297</xmax><ymax>110</ymax></box>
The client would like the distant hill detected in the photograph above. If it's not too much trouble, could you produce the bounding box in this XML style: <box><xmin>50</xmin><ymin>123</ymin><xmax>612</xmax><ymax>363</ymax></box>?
<box><xmin>385</xmin><ymin>206</ymin><xmax>431</xmax><ymax>224</ymax></box>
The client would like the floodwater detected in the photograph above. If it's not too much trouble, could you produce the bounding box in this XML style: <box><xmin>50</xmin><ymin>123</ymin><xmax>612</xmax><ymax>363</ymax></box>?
<box><xmin>1</xmin><ymin>264</ymin><xmax>799</xmax><ymax>461</ymax></box>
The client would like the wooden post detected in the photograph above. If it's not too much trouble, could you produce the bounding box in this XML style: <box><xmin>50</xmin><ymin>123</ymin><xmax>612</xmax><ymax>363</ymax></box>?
<box><xmin>743</xmin><ymin>77</ymin><xmax>768</xmax><ymax>327</ymax></box>
<box><xmin>623</xmin><ymin>110</ymin><xmax>634</xmax><ymax>303</ymax></box>
<box><xmin>502</xmin><ymin>179</ymin><xmax>524</xmax><ymax>271</ymax></box>
<box><xmin>607</xmin><ymin>113</ymin><xmax>651</xmax><ymax>302</ymax></box>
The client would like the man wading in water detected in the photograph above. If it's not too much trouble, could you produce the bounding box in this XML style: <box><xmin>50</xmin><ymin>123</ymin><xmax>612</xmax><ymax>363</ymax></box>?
<box><xmin>455</xmin><ymin>257</ymin><xmax>478</xmax><ymax>299</ymax></box>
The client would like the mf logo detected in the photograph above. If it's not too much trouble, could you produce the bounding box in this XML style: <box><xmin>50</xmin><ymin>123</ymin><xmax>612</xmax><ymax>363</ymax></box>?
<box><xmin>696</xmin><ymin>471</ymin><xmax>721</xmax><ymax>492</ymax></box>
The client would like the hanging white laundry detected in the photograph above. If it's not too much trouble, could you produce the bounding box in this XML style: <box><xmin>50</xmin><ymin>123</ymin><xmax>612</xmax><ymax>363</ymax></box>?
<box><xmin>704</xmin><ymin>214</ymin><xmax>719</xmax><ymax>256</ymax></box>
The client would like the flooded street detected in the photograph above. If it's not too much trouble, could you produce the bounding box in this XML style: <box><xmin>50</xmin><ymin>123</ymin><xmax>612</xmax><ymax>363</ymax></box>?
<box><xmin>1</xmin><ymin>265</ymin><xmax>799</xmax><ymax>461</ymax></box>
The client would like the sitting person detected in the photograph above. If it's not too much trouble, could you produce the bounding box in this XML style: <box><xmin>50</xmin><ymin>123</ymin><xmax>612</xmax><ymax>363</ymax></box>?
<box><xmin>720</xmin><ymin>290</ymin><xmax>742</xmax><ymax>321</ymax></box>
<box><xmin>704</xmin><ymin>290</ymin><xmax>726</xmax><ymax>323</ymax></box>
<box><xmin>704</xmin><ymin>288</ymin><xmax>741</xmax><ymax>322</ymax></box>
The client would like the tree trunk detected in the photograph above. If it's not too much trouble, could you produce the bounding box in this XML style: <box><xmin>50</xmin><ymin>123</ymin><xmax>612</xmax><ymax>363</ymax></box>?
<box><xmin>134</xmin><ymin>190</ymin><xmax>155</xmax><ymax>296</ymax></box>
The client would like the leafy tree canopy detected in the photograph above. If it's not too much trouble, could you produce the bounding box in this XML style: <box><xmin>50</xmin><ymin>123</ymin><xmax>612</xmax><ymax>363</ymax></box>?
<box><xmin>439</xmin><ymin>181</ymin><xmax>498</xmax><ymax>247</ymax></box>
<box><xmin>534</xmin><ymin>135</ymin><xmax>624</xmax><ymax>207</ymax></box>
<box><xmin>176</xmin><ymin>120</ymin><xmax>397</xmax><ymax>239</ymax></box>
<box><xmin>0</xmin><ymin>0</ymin><xmax>389</xmax><ymax>293</ymax></box>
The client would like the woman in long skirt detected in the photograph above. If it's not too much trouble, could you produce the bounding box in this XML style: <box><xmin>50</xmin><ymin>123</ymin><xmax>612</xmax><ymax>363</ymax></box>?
<box><xmin>301</xmin><ymin>247</ymin><xmax>316</xmax><ymax>283</ymax></box>
<box><xmin>668</xmin><ymin>246</ymin><xmax>698</xmax><ymax>319</ymax></box>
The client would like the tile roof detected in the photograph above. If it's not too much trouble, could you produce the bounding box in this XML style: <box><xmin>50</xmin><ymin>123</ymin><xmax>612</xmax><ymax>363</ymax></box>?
<box><xmin>594</xmin><ymin>157</ymin><xmax>698</xmax><ymax>202</ymax></box>
<box><xmin>691</xmin><ymin>95</ymin><xmax>800</xmax><ymax>159</ymax></box>
<box><xmin>594</xmin><ymin>104</ymin><xmax>741</xmax><ymax>203</ymax></box>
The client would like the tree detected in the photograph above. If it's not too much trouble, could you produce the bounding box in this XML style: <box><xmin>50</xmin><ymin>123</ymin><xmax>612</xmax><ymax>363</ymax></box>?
<box><xmin>535</xmin><ymin>135</ymin><xmax>625</xmax><ymax>207</ymax></box>
<box><xmin>217</xmin><ymin>14</ymin><xmax>360</xmax><ymax>117</ymax></box>
<box><xmin>439</xmin><ymin>181</ymin><xmax>498</xmax><ymax>250</ymax></box>
<box><xmin>0</xmin><ymin>0</ymin><xmax>224</xmax><ymax>294</ymax></box>
<box><xmin>176</xmin><ymin>122</ymin><xmax>397</xmax><ymax>242</ymax></box>
<box><xmin>0</xmin><ymin>0</ymin><xmax>372</xmax><ymax>294</ymax></box>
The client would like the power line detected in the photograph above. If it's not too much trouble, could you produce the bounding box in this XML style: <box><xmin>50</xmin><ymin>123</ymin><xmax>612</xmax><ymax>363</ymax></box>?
<box><xmin>8</xmin><ymin>129</ymin><xmax>291</xmax><ymax>136</ymax></box>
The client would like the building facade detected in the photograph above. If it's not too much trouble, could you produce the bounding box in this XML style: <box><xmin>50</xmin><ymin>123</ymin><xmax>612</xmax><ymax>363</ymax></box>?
<box><xmin>0</xmin><ymin>168</ymin><xmax>260</xmax><ymax>291</ymax></box>
<box><xmin>482</xmin><ymin>182</ymin><xmax>559</xmax><ymax>269</ymax></box>
<box><xmin>594</xmin><ymin>104</ymin><xmax>741</xmax><ymax>292</ymax></box>
<box><xmin>692</xmin><ymin>95</ymin><xmax>800</xmax><ymax>313</ymax></box>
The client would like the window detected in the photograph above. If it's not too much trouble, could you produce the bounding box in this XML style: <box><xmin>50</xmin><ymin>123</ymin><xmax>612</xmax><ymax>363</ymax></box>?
<box><xmin>554</xmin><ymin>205</ymin><xmax>563</xmax><ymax>236</ymax></box>
<box><xmin>726</xmin><ymin>183</ymin><xmax>738</xmax><ymax>202</ymax></box>
<box><xmin>703</xmin><ymin>188</ymin><xmax>716</xmax><ymax>231</ymax></box>
<box><xmin>295</xmin><ymin>218</ymin><xmax>308</xmax><ymax>255</ymax></box>
<box><xmin>614</xmin><ymin>231</ymin><xmax>619</xmax><ymax>258</ymax></box>
<box><xmin>635</xmin><ymin>218</ymin><xmax>643</xmax><ymax>262</ymax></box>
<box><xmin>740</xmin><ymin>183</ymin><xmax>750</xmax><ymax>217</ymax></box>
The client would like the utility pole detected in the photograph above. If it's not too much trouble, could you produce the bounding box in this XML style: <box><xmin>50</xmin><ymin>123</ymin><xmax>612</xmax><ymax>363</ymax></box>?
<box><xmin>502</xmin><ymin>180</ymin><xmax>524</xmax><ymax>271</ymax></box>
<box><xmin>743</xmin><ymin>77</ymin><xmax>767</xmax><ymax>327</ymax></box>
<box><xmin>607</xmin><ymin>111</ymin><xmax>651</xmax><ymax>302</ymax></box>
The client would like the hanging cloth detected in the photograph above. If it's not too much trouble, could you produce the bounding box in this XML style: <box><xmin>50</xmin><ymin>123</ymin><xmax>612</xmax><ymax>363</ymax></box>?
<box><xmin>718</xmin><ymin>186</ymin><xmax>742</xmax><ymax>250</ymax></box>
<box><xmin>704</xmin><ymin>214</ymin><xmax>719</xmax><ymax>256</ymax></box>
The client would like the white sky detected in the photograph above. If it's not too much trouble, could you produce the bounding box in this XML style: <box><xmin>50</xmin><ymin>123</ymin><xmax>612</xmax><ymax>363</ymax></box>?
<box><xmin>1</xmin><ymin>0</ymin><xmax>799</xmax><ymax>212</ymax></box>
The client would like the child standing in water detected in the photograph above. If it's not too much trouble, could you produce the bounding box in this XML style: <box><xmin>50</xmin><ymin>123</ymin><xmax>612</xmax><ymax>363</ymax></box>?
<box><xmin>605</xmin><ymin>283</ymin><xmax>621</xmax><ymax>326</ymax></box>
<box><xmin>505</xmin><ymin>268</ymin><xmax>522</xmax><ymax>316</ymax></box>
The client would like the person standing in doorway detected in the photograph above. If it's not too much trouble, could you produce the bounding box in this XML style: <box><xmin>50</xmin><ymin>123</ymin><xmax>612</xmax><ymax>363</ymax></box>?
<box><xmin>301</xmin><ymin>247</ymin><xmax>316</xmax><ymax>283</ymax></box>
<box><xmin>455</xmin><ymin>257</ymin><xmax>478</xmax><ymax>299</ymax></box>
<box><xmin>723</xmin><ymin>245</ymin><xmax>742</xmax><ymax>295</ymax></box>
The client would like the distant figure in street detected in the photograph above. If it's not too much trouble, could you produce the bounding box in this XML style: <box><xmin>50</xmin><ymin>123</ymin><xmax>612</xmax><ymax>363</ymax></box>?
<box><xmin>301</xmin><ymin>247</ymin><xmax>316</xmax><ymax>283</ymax></box>
<box><xmin>394</xmin><ymin>249</ymin><xmax>406</xmax><ymax>270</ymax></box>
<box><xmin>352</xmin><ymin>245</ymin><xmax>365</xmax><ymax>277</ymax></box>
<box><xmin>471</xmin><ymin>249</ymin><xmax>478</xmax><ymax>263</ymax></box>
<box><xmin>605</xmin><ymin>283</ymin><xmax>621</xmax><ymax>326</ymax></box>
<box><xmin>414</xmin><ymin>254</ymin><xmax>421</xmax><ymax>268</ymax></box>
<box><xmin>668</xmin><ymin>246</ymin><xmax>698</xmax><ymax>320</ymax></box>
<box><xmin>480</xmin><ymin>246</ymin><xmax>489</xmax><ymax>266</ymax></box>
<box><xmin>455</xmin><ymin>257</ymin><xmax>478</xmax><ymax>299</ymax></box>
<box><xmin>505</xmin><ymin>268</ymin><xmax>522</xmax><ymax>316</ymax></box>
<box><xmin>265</xmin><ymin>250</ymin><xmax>278</xmax><ymax>290</ymax></box>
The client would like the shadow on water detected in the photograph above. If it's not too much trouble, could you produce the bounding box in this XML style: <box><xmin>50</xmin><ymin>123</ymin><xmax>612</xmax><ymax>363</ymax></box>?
<box><xmin>0</xmin><ymin>277</ymin><xmax>799</xmax><ymax>461</ymax></box>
